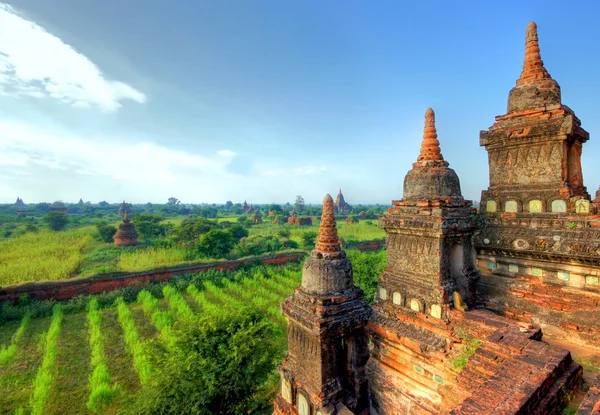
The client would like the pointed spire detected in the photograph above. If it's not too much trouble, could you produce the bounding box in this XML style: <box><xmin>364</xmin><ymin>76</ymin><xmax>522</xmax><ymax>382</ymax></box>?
<box><xmin>314</xmin><ymin>194</ymin><xmax>342</xmax><ymax>258</ymax></box>
<box><xmin>123</xmin><ymin>209</ymin><xmax>130</xmax><ymax>223</ymax></box>
<box><xmin>517</xmin><ymin>22</ymin><xmax>552</xmax><ymax>86</ymax></box>
<box><xmin>417</xmin><ymin>108</ymin><xmax>444</xmax><ymax>162</ymax></box>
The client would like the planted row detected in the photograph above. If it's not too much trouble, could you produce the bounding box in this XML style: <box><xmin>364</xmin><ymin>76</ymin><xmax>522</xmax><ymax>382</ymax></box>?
<box><xmin>116</xmin><ymin>298</ymin><xmax>152</xmax><ymax>385</ymax></box>
<box><xmin>86</xmin><ymin>299</ymin><xmax>118</xmax><ymax>413</ymax></box>
<box><xmin>0</xmin><ymin>311</ymin><xmax>31</xmax><ymax>366</ymax></box>
<box><xmin>30</xmin><ymin>305</ymin><xmax>63</xmax><ymax>415</ymax></box>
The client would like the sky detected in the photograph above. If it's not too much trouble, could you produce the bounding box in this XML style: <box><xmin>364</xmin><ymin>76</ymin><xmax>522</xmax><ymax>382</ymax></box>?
<box><xmin>1</xmin><ymin>1</ymin><xmax>600</xmax><ymax>205</ymax></box>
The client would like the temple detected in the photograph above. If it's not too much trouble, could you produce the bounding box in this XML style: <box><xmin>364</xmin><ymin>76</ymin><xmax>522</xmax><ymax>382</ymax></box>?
<box><xmin>14</xmin><ymin>197</ymin><xmax>25</xmax><ymax>206</ymax></box>
<box><xmin>274</xmin><ymin>194</ymin><xmax>372</xmax><ymax>415</ymax></box>
<box><xmin>118</xmin><ymin>201</ymin><xmax>128</xmax><ymax>216</ymax></box>
<box><xmin>335</xmin><ymin>189</ymin><xmax>352</xmax><ymax>214</ymax></box>
<box><xmin>114</xmin><ymin>210</ymin><xmax>139</xmax><ymax>246</ymax></box>
<box><xmin>272</xmin><ymin>21</ymin><xmax>600</xmax><ymax>415</ymax></box>
<box><xmin>474</xmin><ymin>21</ymin><xmax>600</xmax><ymax>348</ymax></box>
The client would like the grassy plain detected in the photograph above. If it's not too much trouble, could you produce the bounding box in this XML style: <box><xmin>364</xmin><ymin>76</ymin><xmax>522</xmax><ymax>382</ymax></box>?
<box><xmin>0</xmin><ymin>214</ymin><xmax>384</xmax><ymax>287</ymax></box>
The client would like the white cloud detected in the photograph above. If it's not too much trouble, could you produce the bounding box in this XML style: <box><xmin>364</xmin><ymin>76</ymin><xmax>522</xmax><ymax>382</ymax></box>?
<box><xmin>0</xmin><ymin>120</ymin><xmax>225</xmax><ymax>185</ymax></box>
<box><xmin>0</xmin><ymin>4</ymin><xmax>146</xmax><ymax>112</ymax></box>
<box><xmin>217</xmin><ymin>150</ymin><xmax>236</xmax><ymax>157</ymax></box>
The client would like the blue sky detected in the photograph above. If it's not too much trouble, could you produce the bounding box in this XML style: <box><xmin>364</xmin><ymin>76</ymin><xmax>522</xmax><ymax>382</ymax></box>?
<box><xmin>1</xmin><ymin>1</ymin><xmax>599</xmax><ymax>204</ymax></box>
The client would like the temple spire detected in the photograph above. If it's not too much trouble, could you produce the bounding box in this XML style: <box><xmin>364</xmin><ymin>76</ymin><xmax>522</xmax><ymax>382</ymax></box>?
<box><xmin>314</xmin><ymin>194</ymin><xmax>342</xmax><ymax>258</ymax></box>
<box><xmin>417</xmin><ymin>108</ymin><xmax>444</xmax><ymax>162</ymax></box>
<box><xmin>517</xmin><ymin>21</ymin><xmax>552</xmax><ymax>86</ymax></box>
<box><xmin>123</xmin><ymin>209</ymin><xmax>130</xmax><ymax>222</ymax></box>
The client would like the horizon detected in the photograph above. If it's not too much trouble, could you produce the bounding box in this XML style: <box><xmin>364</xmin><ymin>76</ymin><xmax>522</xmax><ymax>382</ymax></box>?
<box><xmin>1</xmin><ymin>1</ymin><xmax>600</xmax><ymax>205</ymax></box>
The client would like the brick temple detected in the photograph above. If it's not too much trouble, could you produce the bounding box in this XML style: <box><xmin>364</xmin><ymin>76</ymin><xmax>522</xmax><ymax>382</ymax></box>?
<box><xmin>275</xmin><ymin>22</ymin><xmax>600</xmax><ymax>415</ymax></box>
<box><xmin>114</xmin><ymin>210</ymin><xmax>139</xmax><ymax>246</ymax></box>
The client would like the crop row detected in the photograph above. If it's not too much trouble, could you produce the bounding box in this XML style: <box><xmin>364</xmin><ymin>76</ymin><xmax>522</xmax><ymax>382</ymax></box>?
<box><xmin>116</xmin><ymin>298</ymin><xmax>152</xmax><ymax>385</ymax></box>
<box><xmin>30</xmin><ymin>305</ymin><xmax>63</xmax><ymax>415</ymax></box>
<box><xmin>0</xmin><ymin>311</ymin><xmax>31</xmax><ymax>366</ymax></box>
<box><xmin>87</xmin><ymin>299</ymin><xmax>118</xmax><ymax>413</ymax></box>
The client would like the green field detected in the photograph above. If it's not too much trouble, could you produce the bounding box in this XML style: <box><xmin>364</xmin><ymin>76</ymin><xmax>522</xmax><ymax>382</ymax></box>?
<box><xmin>0</xmin><ymin>264</ymin><xmax>302</xmax><ymax>414</ymax></box>
<box><xmin>0</xmin><ymin>215</ymin><xmax>384</xmax><ymax>287</ymax></box>
<box><xmin>248</xmin><ymin>218</ymin><xmax>384</xmax><ymax>245</ymax></box>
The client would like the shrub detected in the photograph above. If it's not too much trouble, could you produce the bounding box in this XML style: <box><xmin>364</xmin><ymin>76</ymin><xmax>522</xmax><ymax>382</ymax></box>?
<box><xmin>301</xmin><ymin>231</ymin><xmax>318</xmax><ymax>249</ymax></box>
<box><xmin>96</xmin><ymin>222</ymin><xmax>117</xmax><ymax>243</ymax></box>
<box><xmin>195</xmin><ymin>229</ymin><xmax>235</xmax><ymax>259</ymax></box>
<box><xmin>131</xmin><ymin>307</ymin><xmax>281</xmax><ymax>414</ymax></box>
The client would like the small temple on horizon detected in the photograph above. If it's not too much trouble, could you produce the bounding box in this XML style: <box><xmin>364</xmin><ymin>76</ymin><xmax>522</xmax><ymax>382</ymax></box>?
<box><xmin>275</xmin><ymin>22</ymin><xmax>600</xmax><ymax>415</ymax></box>
<box><xmin>334</xmin><ymin>189</ymin><xmax>352</xmax><ymax>215</ymax></box>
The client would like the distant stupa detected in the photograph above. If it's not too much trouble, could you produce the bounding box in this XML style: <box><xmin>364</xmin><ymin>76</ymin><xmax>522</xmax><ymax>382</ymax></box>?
<box><xmin>114</xmin><ymin>210</ymin><xmax>139</xmax><ymax>246</ymax></box>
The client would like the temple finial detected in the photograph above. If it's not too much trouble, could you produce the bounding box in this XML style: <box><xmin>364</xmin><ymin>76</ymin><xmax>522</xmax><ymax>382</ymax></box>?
<box><xmin>417</xmin><ymin>108</ymin><xmax>444</xmax><ymax>162</ymax></box>
<box><xmin>123</xmin><ymin>209</ymin><xmax>130</xmax><ymax>222</ymax></box>
<box><xmin>517</xmin><ymin>21</ymin><xmax>552</xmax><ymax>86</ymax></box>
<box><xmin>313</xmin><ymin>194</ymin><xmax>342</xmax><ymax>258</ymax></box>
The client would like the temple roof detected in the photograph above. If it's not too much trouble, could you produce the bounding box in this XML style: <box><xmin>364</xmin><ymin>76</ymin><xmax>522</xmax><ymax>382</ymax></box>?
<box><xmin>313</xmin><ymin>194</ymin><xmax>342</xmax><ymax>259</ymax></box>
<box><xmin>403</xmin><ymin>108</ymin><xmax>462</xmax><ymax>201</ymax></box>
<box><xmin>507</xmin><ymin>22</ymin><xmax>561</xmax><ymax>113</ymax></box>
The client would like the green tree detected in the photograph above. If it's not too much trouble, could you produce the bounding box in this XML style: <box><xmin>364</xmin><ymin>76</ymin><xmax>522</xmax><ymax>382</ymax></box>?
<box><xmin>96</xmin><ymin>222</ymin><xmax>117</xmax><ymax>243</ymax></box>
<box><xmin>169</xmin><ymin>217</ymin><xmax>217</xmax><ymax>248</ymax></box>
<box><xmin>227</xmin><ymin>224</ymin><xmax>249</xmax><ymax>241</ymax></box>
<box><xmin>301</xmin><ymin>231</ymin><xmax>318</xmax><ymax>249</ymax></box>
<box><xmin>133</xmin><ymin>214</ymin><xmax>172</xmax><ymax>241</ymax></box>
<box><xmin>133</xmin><ymin>308</ymin><xmax>281</xmax><ymax>415</ymax></box>
<box><xmin>294</xmin><ymin>195</ymin><xmax>305</xmax><ymax>214</ymax></box>
<box><xmin>196</xmin><ymin>229</ymin><xmax>235</xmax><ymax>258</ymax></box>
<box><xmin>43</xmin><ymin>212</ymin><xmax>69</xmax><ymax>231</ymax></box>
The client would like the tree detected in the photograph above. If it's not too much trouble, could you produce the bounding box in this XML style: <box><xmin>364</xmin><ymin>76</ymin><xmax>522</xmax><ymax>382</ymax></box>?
<box><xmin>196</xmin><ymin>229</ymin><xmax>235</xmax><ymax>258</ymax></box>
<box><xmin>294</xmin><ymin>195</ymin><xmax>305</xmax><ymax>214</ymax></box>
<box><xmin>224</xmin><ymin>201</ymin><xmax>233</xmax><ymax>210</ymax></box>
<box><xmin>133</xmin><ymin>214</ymin><xmax>172</xmax><ymax>241</ymax></box>
<box><xmin>301</xmin><ymin>231</ymin><xmax>318</xmax><ymax>249</ymax></box>
<box><xmin>167</xmin><ymin>197</ymin><xmax>180</xmax><ymax>205</ymax></box>
<box><xmin>169</xmin><ymin>217</ymin><xmax>217</xmax><ymax>248</ymax></box>
<box><xmin>227</xmin><ymin>224</ymin><xmax>249</xmax><ymax>241</ymax></box>
<box><xmin>132</xmin><ymin>308</ymin><xmax>281</xmax><ymax>414</ymax></box>
<box><xmin>96</xmin><ymin>222</ymin><xmax>117</xmax><ymax>243</ymax></box>
<box><xmin>44</xmin><ymin>212</ymin><xmax>68</xmax><ymax>231</ymax></box>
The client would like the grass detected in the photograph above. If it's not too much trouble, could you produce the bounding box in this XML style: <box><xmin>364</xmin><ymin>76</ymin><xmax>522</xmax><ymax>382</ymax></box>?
<box><xmin>248</xmin><ymin>219</ymin><xmax>384</xmax><ymax>245</ymax></box>
<box><xmin>117</xmin><ymin>248</ymin><xmax>190</xmax><ymax>272</ymax></box>
<box><xmin>30</xmin><ymin>305</ymin><xmax>63</xmax><ymax>415</ymax></box>
<box><xmin>0</xmin><ymin>229</ymin><xmax>94</xmax><ymax>286</ymax></box>
<box><xmin>86</xmin><ymin>299</ymin><xmax>118</xmax><ymax>413</ymax></box>
<box><xmin>451</xmin><ymin>328</ymin><xmax>483</xmax><ymax>372</ymax></box>
<box><xmin>0</xmin><ymin>312</ymin><xmax>31</xmax><ymax>366</ymax></box>
<box><xmin>0</xmin><ymin>263</ymin><xmax>303</xmax><ymax>413</ymax></box>
<box><xmin>574</xmin><ymin>357</ymin><xmax>600</xmax><ymax>373</ymax></box>
<box><xmin>0</xmin><ymin>253</ymin><xmax>388</xmax><ymax>413</ymax></box>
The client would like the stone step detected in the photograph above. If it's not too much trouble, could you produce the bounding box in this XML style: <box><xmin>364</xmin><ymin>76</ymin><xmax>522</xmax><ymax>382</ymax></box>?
<box><xmin>451</xmin><ymin>339</ymin><xmax>581</xmax><ymax>414</ymax></box>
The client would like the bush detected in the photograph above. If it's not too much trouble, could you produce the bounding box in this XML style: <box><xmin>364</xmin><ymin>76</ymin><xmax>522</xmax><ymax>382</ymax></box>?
<box><xmin>96</xmin><ymin>223</ymin><xmax>117</xmax><ymax>243</ymax></box>
<box><xmin>277</xmin><ymin>229</ymin><xmax>291</xmax><ymax>238</ymax></box>
<box><xmin>301</xmin><ymin>231</ymin><xmax>318</xmax><ymax>249</ymax></box>
<box><xmin>346</xmin><ymin>249</ymin><xmax>386</xmax><ymax>303</ymax></box>
<box><xmin>228</xmin><ymin>224</ymin><xmax>249</xmax><ymax>241</ymax></box>
<box><xmin>196</xmin><ymin>229</ymin><xmax>235</xmax><ymax>259</ymax></box>
<box><xmin>43</xmin><ymin>212</ymin><xmax>69</xmax><ymax>231</ymax></box>
<box><xmin>131</xmin><ymin>308</ymin><xmax>281</xmax><ymax>415</ymax></box>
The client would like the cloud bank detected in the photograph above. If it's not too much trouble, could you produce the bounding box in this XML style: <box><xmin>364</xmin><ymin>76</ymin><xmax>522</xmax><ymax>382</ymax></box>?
<box><xmin>0</xmin><ymin>3</ymin><xmax>146</xmax><ymax>112</ymax></box>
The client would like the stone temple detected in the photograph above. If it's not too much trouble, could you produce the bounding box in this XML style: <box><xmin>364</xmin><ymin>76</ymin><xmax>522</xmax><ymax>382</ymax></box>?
<box><xmin>275</xmin><ymin>22</ymin><xmax>600</xmax><ymax>415</ymax></box>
